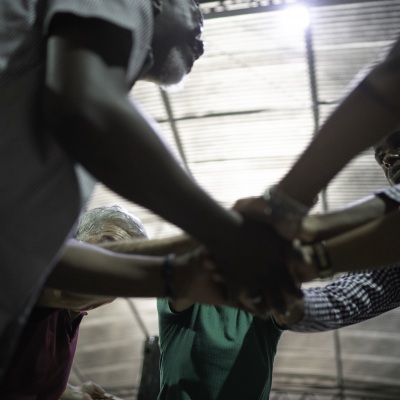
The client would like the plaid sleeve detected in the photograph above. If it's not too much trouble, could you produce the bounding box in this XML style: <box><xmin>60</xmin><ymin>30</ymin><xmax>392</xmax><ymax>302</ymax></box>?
<box><xmin>289</xmin><ymin>266</ymin><xmax>400</xmax><ymax>332</ymax></box>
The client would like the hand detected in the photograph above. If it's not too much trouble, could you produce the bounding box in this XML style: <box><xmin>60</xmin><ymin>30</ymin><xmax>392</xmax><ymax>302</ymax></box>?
<box><xmin>60</xmin><ymin>382</ymin><xmax>123</xmax><ymax>400</ymax></box>
<box><xmin>233</xmin><ymin>196</ymin><xmax>302</xmax><ymax>240</ymax></box>
<box><xmin>207</xmin><ymin>217</ymin><xmax>303</xmax><ymax>317</ymax></box>
<box><xmin>272</xmin><ymin>296</ymin><xmax>305</xmax><ymax>327</ymax></box>
<box><xmin>299</xmin><ymin>213</ymin><xmax>353</xmax><ymax>243</ymax></box>
<box><xmin>174</xmin><ymin>247</ymin><xmax>230</xmax><ymax>306</ymax></box>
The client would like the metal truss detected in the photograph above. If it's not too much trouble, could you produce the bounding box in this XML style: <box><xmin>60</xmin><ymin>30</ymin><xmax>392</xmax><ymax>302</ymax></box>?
<box><xmin>199</xmin><ymin>0</ymin><xmax>385</xmax><ymax>19</ymax></box>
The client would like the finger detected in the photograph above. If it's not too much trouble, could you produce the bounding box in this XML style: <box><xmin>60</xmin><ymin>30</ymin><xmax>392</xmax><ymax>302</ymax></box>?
<box><xmin>82</xmin><ymin>381</ymin><xmax>105</xmax><ymax>395</ymax></box>
<box><xmin>232</xmin><ymin>197</ymin><xmax>253</xmax><ymax>211</ymax></box>
<box><xmin>211</xmin><ymin>271</ymin><xmax>225</xmax><ymax>282</ymax></box>
<box><xmin>238</xmin><ymin>287</ymin><xmax>271</xmax><ymax>317</ymax></box>
<box><xmin>203</xmin><ymin>259</ymin><xmax>218</xmax><ymax>271</ymax></box>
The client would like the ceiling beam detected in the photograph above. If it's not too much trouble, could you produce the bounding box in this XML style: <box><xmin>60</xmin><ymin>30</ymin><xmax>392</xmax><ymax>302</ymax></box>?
<box><xmin>200</xmin><ymin>0</ymin><xmax>385</xmax><ymax>19</ymax></box>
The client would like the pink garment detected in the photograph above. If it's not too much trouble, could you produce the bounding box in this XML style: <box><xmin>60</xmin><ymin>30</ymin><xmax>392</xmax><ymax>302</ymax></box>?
<box><xmin>1</xmin><ymin>307</ymin><xmax>85</xmax><ymax>400</ymax></box>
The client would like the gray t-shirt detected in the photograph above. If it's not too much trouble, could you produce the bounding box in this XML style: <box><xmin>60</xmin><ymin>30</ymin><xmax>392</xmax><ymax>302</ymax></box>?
<box><xmin>0</xmin><ymin>0</ymin><xmax>153</xmax><ymax>380</ymax></box>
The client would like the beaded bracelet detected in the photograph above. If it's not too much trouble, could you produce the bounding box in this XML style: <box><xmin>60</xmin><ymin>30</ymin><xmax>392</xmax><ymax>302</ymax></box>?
<box><xmin>161</xmin><ymin>253</ymin><xmax>177</xmax><ymax>299</ymax></box>
<box><xmin>262</xmin><ymin>185</ymin><xmax>311</xmax><ymax>226</ymax></box>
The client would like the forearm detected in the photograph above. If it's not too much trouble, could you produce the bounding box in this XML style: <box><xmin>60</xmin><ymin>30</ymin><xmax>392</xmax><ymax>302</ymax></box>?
<box><xmin>300</xmin><ymin>193</ymin><xmax>393</xmax><ymax>242</ymax></box>
<box><xmin>46</xmin><ymin>240</ymin><xmax>167</xmax><ymax>297</ymax></box>
<box><xmin>278</xmin><ymin>41</ymin><xmax>400</xmax><ymax>206</ymax></box>
<box><xmin>45</xmin><ymin>34</ymin><xmax>241</xmax><ymax>254</ymax></box>
<box><xmin>326</xmin><ymin>209</ymin><xmax>400</xmax><ymax>273</ymax></box>
<box><xmin>100</xmin><ymin>234</ymin><xmax>198</xmax><ymax>255</ymax></box>
<box><xmin>46</xmin><ymin>240</ymin><xmax>231</xmax><ymax>307</ymax></box>
<box><xmin>36</xmin><ymin>288</ymin><xmax>114</xmax><ymax>311</ymax></box>
<box><xmin>289</xmin><ymin>267</ymin><xmax>400</xmax><ymax>332</ymax></box>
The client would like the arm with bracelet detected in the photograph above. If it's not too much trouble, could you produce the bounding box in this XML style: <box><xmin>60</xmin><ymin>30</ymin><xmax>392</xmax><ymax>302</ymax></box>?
<box><xmin>299</xmin><ymin>185</ymin><xmax>400</xmax><ymax>242</ymax></box>
<box><xmin>290</xmin><ymin>186</ymin><xmax>400</xmax><ymax>282</ymax></box>
<box><xmin>45</xmin><ymin>236</ymin><xmax>229</xmax><ymax>310</ymax></box>
<box><xmin>274</xmin><ymin>197</ymin><xmax>400</xmax><ymax>327</ymax></box>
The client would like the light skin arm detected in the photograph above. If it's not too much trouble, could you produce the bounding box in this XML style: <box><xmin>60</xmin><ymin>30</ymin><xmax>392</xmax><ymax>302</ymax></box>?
<box><xmin>272</xmin><ymin>209</ymin><xmax>400</xmax><ymax>326</ymax></box>
<box><xmin>45</xmin><ymin>239</ymin><xmax>230</xmax><ymax>308</ymax></box>
<box><xmin>101</xmin><ymin>234</ymin><xmax>198</xmax><ymax>311</ymax></box>
<box><xmin>299</xmin><ymin>193</ymin><xmax>398</xmax><ymax>242</ymax></box>
<box><xmin>36</xmin><ymin>288</ymin><xmax>115</xmax><ymax>312</ymax></box>
<box><xmin>319</xmin><ymin>209</ymin><xmax>400</xmax><ymax>274</ymax></box>
<box><xmin>288</xmin><ymin>208</ymin><xmax>400</xmax><ymax>284</ymax></box>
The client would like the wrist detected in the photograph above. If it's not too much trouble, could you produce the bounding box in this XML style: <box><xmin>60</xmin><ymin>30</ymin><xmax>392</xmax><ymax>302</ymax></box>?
<box><xmin>293</xmin><ymin>244</ymin><xmax>319</xmax><ymax>282</ymax></box>
<box><xmin>169</xmin><ymin>254</ymin><xmax>194</xmax><ymax>299</ymax></box>
<box><xmin>262</xmin><ymin>185</ymin><xmax>312</xmax><ymax>238</ymax></box>
<box><xmin>311</xmin><ymin>241</ymin><xmax>333</xmax><ymax>279</ymax></box>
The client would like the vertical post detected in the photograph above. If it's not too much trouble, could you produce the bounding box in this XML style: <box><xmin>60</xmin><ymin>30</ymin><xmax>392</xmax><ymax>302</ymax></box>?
<box><xmin>304</xmin><ymin>14</ymin><xmax>344</xmax><ymax>395</ymax></box>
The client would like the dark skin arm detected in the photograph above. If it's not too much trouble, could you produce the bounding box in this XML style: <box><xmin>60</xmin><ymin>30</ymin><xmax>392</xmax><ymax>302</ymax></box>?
<box><xmin>44</xmin><ymin>15</ymin><xmax>299</xmax><ymax>313</ymax></box>
<box><xmin>234</xmin><ymin>37</ymin><xmax>400</xmax><ymax>239</ymax></box>
<box><xmin>101</xmin><ymin>234</ymin><xmax>199</xmax><ymax>311</ymax></box>
<box><xmin>278</xmin><ymin>38</ymin><xmax>400</xmax><ymax>209</ymax></box>
<box><xmin>45</xmin><ymin>16</ymin><xmax>238</xmax><ymax>248</ymax></box>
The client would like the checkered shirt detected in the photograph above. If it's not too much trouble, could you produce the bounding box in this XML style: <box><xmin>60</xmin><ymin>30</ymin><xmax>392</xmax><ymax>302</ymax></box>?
<box><xmin>290</xmin><ymin>266</ymin><xmax>400</xmax><ymax>332</ymax></box>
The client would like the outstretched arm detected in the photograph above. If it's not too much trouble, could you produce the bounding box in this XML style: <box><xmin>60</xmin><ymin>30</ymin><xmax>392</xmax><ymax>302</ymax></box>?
<box><xmin>284</xmin><ymin>267</ymin><xmax>400</xmax><ymax>332</ymax></box>
<box><xmin>286</xmin><ymin>206</ymin><xmax>400</xmax><ymax>283</ymax></box>
<box><xmin>278</xmin><ymin>37</ymin><xmax>400</xmax><ymax>208</ymax></box>
<box><xmin>44</xmin><ymin>235</ymin><xmax>204</xmax><ymax>312</ymax></box>
<box><xmin>234</xmin><ymin>37</ymin><xmax>400</xmax><ymax>239</ymax></box>
<box><xmin>44</xmin><ymin>15</ymin><xmax>299</xmax><ymax>313</ymax></box>
<box><xmin>45</xmin><ymin>15</ymin><xmax>238</xmax><ymax>251</ymax></box>
<box><xmin>45</xmin><ymin>239</ymin><xmax>229</xmax><ymax>309</ymax></box>
<box><xmin>299</xmin><ymin>190</ymin><xmax>399</xmax><ymax>242</ymax></box>
<box><xmin>100</xmin><ymin>234</ymin><xmax>200</xmax><ymax>311</ymax></box>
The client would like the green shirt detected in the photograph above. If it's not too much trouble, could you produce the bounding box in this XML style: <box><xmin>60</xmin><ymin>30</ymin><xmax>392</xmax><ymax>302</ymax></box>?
<box><xmin>157</xmin><ymin>299</ymin><xmax>282</xmax><ymax>400</ymax></box>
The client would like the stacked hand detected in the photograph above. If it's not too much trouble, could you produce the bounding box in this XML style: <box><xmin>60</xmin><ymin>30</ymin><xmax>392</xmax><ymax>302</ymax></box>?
<box><xmin>181</xmin><ymin>195</ymin><xmax>323</xmax><ymax>319</ymax></box>
<box><xmin>165</xmin><ymin>222</ymin><xmax>303</xmax><ymax>318</ymax></box>
<box><xmin>176</xmin><ymin>212</ymin><xmax>304</xmax><ymax>317</ymax></box>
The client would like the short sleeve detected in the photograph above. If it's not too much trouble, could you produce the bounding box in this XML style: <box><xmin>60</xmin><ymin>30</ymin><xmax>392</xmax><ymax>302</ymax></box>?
<box><xmin>43</xmin><ymin>0</ymin><xmax>154</xmax><ymax>83</ymax></box>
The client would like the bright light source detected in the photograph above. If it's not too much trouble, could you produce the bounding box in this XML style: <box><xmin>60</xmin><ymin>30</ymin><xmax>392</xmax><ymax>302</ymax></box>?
<box><xmin>279</xmin><ymin>4</ymin><xmax>310</xmax><ymax>34</ymax></box>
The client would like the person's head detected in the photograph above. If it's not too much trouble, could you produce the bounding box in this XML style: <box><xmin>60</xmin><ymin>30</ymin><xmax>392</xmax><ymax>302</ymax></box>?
<box><xmin>76</xmin><ymin>205</ymin><xmax>148</xmax><ymax>244</ymax></box>
<box><xmin>144</xmin><ymin>0</ymin><xmax>204</xmax><ymax>88</ymax></box>
<box><xmin>373</xmin><ymin>126</ymin><xmax>400</xmax><ymax>186</ymax></box>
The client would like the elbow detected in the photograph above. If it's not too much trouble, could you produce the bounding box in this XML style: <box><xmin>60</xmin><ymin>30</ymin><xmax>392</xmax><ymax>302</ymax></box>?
<box><xmin>43</xmin><ymin>86</ymin><xmax>116</xmax><ymax>156</ymax></box>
